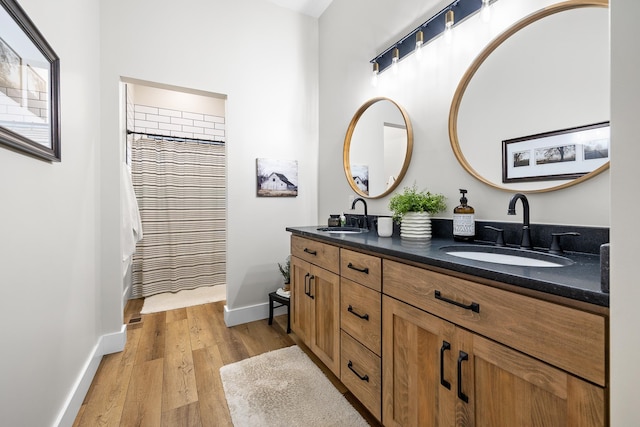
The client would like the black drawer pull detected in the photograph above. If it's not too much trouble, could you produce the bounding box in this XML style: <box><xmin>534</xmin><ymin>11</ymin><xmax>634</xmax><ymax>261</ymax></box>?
<box><xmin>304</xmin><ymin>273</ymin><xmax>310</xmax><ymax>296</ymax></box>
<box><xmin>434</xmin><ymin>290</ymin><xmax>480</xmax><ymax>313</ymax></box>
<box><xmin>303</xmin><ymin>248</ymin><xmax>317</xmax><ymax>255</ymax></box>
<box><xmin>307</xmin><ymin>275</ymin><xmax>315</xmax><ymax>299</ymax></box>
<box><xmin>347</xmin><ymin>305</ymin><xmax>369</xmax><ymax>321</ymax></box>
<box><xmin>347</xmin><ymin>361</ymin><xmax>369</xmax><ymax>382</ymax></box>
<box><xmin>457</xmin><ymin>351</ymin><xmax>469</xmax><ymax>403</ymax></box>
<box><xmin>347</xmin><ymin>262</ymin><xmax>369</xmax><ymax>274</ymax></box>
<box><xmin>440</xmin><ymin>341</ymin><xmax>451</xmax><ymax>390</ymax></box>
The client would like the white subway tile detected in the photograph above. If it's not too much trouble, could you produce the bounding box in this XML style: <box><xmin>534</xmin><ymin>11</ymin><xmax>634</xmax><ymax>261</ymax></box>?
<box><xmin>205</xmin><ymin>128</ymin><xmax>225</xmax><ymax>136</ymax></box>
<box><xmin>182</xmin><ymin>125</ymin><xmax>204</xmax><ymax>134</ymax></box>
<box><xmin>215</xmin><ymin>123</ymin><xmax>226</xmax><ymax>131</ymax></box>
<box><xmin>158</xmin><ymin>108</ymin><xmax>181</xmax><ymax>118</ymax></box>
<box><xmin>192</xmin><ymin>132</ymin><xmax>212</xmax><ymax>140</ymax></box>
<box><xmin>194</xmin><ymin>120</ymin><xmax>216</xmax><ymax>129</ymax></box>
<box><xmin>134</xmin><ymin>119</ymin><xmax>159</xmax><ymax>129</ymax></box>
<box><xmin>171</xmin><ymin>117</ymin><xmax>193</xmax><ymax>126</ymax></box>
<box><xmin>183</xmin><ymin>111</ymin><xmax>204</xmax><ymax>121</ymax></box>
<box><xmin>171</xmin><ymin>131</ymin><xmax>194</xmax><ymax>138</ymax></box>
<box><xmin>134</xmin><ymin>104</ymin><xmax>159</xmax><ymax>114</ymax></box>
<box><xmin>205</xmin><ymin>115</ymin><xmax>225</xmax><ymax>123</ymax></box>
<box><xmin>158</xmin><ymin>122</ymin><xmax>181</xmax><ymax>131</ymax></box>
<box><xmin>145</xmin><ymin>114</ymin><xmax>171</xmax><ymax>124</ymax></box>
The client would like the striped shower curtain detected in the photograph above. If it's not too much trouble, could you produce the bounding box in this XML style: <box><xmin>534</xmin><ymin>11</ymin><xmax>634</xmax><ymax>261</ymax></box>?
<box><xmin>130</xmin><ymin>138</ymin><xmax>226</xmax><ymax>298</ymax></box>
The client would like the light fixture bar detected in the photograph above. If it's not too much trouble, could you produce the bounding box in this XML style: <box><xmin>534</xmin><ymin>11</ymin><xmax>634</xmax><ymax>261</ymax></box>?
<box><xmin>370</xmin><ymin>0</ymin><xmax>497</xmax><ymax>74</ymax></box>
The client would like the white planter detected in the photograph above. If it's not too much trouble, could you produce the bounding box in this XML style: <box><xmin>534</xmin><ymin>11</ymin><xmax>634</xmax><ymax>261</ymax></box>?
<box><xmin>400</xmin><ymin>212</ymin><xmax>432</xmax><ymax>240</ymax></box>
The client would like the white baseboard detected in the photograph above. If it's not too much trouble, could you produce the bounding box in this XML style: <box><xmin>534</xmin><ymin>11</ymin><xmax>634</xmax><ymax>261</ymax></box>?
<box><xmin>54</xmin><ymin>324</ymin><xmax>127</xmax><ymax>427</ymax></box>
<box><xmin>224</xmin><ymin>301</ymin><xmax>288</xmax><ymax>327</ymax></box>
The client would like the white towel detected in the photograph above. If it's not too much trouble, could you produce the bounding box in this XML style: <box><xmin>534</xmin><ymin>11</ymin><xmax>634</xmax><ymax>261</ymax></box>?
<box><xmin>121</xmin><ymin>164</ymin><xmax>143</xmax><ymax>277</ymax></box>
<box><xmin>386</xmin><ymin>175</ymin><xmax>396</xmax><ymax>189</ymax></box>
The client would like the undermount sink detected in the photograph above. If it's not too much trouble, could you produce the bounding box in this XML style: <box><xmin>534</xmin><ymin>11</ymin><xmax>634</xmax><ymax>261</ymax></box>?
<box><xmin>440</xmin><ymin>245</ymin><xmax>574</xmax><ymax>268</ymax></box>
<box><xmin>317</xmin><ymin>226</ymin><xmax>369</xmax><ymax>234</ymax></box>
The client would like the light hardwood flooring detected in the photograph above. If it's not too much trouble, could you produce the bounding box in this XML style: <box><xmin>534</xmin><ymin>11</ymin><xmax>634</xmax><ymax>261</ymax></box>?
<box><xmin>73</xmin><ymin>299</ymin><xmax>380</xmax><ymax>426</ymax></box>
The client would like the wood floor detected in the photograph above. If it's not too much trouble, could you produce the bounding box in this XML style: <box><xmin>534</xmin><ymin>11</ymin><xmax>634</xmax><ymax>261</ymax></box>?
<box><xmin>72</xmin><ymin>299</ymin><xmax>380</xmax><ymax>426</ymax></box>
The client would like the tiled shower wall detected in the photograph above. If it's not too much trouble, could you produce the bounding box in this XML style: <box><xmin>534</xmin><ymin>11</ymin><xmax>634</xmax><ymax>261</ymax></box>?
<box><xmin>133</xmin><ymin>104</ymin><xmax>225</xmax><ymax>143</ymax></box>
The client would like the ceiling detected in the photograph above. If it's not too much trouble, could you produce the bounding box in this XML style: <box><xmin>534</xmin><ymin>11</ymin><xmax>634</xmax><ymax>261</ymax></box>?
<box><xmin>265</xmin><ymin>0</ymin><xmax>334</xmax><ymax>18</ymax></box>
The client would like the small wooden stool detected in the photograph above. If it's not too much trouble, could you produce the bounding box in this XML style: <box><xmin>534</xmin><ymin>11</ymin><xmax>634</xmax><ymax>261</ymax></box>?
<box><xmin>268</xmin><ymin>291</ymin><xmax>291</xmax><ymax>333</ymax></box>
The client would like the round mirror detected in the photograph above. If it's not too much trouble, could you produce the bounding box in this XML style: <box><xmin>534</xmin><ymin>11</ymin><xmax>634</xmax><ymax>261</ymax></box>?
<box><xmin>343</xmin><ymin>97</ymin><xmax>413</xmax><ymax>198</ymax></box>
<box><xmin>449</xmin><ymin>1</ymin><xmax>609</xmax><ymax>193</ymax></box>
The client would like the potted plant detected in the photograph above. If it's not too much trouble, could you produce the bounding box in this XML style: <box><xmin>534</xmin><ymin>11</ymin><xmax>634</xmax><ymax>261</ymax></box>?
<box><xmin>278</xmin><ymin>256</ymin><xmax>291</xmax><ymax>292</ymax></box>
<box><xmin>388</xmin><ymin>185</ymin><xmax>446</xmax><ymax>239</ymax></box>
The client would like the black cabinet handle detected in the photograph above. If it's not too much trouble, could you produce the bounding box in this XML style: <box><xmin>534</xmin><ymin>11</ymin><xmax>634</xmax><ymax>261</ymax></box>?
<box><xmin>308</xmin><ymin>275</ymin><xmax>315</xmax><ymax>299</ymax></box>
<box><xmin>457</xmin><ymin>351</ymin><xmax>469</xmax><ymax>403</ymax></box>
<box><xmin>440</xmin><ymin>341</ymin><xmax>451</xmax><ymax>390</ymax></box>
<box><xmin>304</xmin><ymin>273</ymin><xmax>310</xmax><ymax>296</ymax></box>
<box><xmin>347</xmin><ymin>305</ymin><xmax>369</xmax><ymax>321</ymax></box>
<box><xmin>347</xmin><ymin>262</ymin><xmax>369</xmax><ymax>274</ymax></box>
<box><xmin>303</xmin><ymin>248</ymin><xmax>317</xmax><ymax>255</ymax></box>
<box><xmin>347</xmin><ymin>361</ymin><xmax>369</xmax><ymax>382</ymax></box>
<box><xmin>435</xmin><ymin>290</ymin><xmax>480</xmax><ymax>313</ymax></box>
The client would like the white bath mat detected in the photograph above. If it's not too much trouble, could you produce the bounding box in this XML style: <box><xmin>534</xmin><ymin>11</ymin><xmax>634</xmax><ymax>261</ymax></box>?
<box><xmin>140</xmin><ymin>285</ymin><xmax>226</xmax><ymax>314</ymax></box>
<box><xmin>219</xmin><ymin>345</ymin><xmax>370</xmax><ymax>427</ymax></box>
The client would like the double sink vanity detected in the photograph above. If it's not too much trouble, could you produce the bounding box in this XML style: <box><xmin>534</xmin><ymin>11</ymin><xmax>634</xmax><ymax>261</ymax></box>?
<box><xmin>287</xmin><ymin>220</ymin><xmax>608</xmax><ymax>426</ymax></box>
<box><xmin>296</xmin><ymin>0</ymin><xmax>610</xmax><ymax>425</ymax></box>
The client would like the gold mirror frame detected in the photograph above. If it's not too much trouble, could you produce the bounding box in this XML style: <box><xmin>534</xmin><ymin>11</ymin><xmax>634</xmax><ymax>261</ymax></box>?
<box><xmin>448</xmin><ymin>0</ymin><xmax>609</xmax><ymax>193</ymax></box>
<box><xmin>343</xmin><ymin>97</ymin><xmax>414</xmax><ymax>199</ymax></box>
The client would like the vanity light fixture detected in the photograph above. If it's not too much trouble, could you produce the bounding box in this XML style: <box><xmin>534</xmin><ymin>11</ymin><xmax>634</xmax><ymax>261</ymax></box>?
<box><xmin>371</xmin><ymin>62</ymin><xmax>379</xmax><ymax>86</ymax></box>
<box><xmin>391</xmin><ymin>47</ymin><xmax>400</xmax><ymax>74</ymax></box>
<box><xmin>369</xmin><ymin>0</ymin><xmax>499</xmax><ymax>77</ymax></box>
<box><xmin>444</xmin><ymin>9</ymin><xmax>455</xmax><ymax>43</ymax></box>
<box><xmin>445</xmin><ymin>9</ymin><xmax>455</xmax><ymax>29</ymax></box>
<box><xmin>415</xmin><ymin>30</ymin><xmax>424</xmax><ymax>61</ymax></box>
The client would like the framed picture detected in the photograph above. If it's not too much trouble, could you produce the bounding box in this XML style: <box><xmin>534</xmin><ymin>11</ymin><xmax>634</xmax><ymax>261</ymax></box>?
<box><xmin>0</xmin><ymin>0</ymin><xmax>60</xmax><ymax>161</ymax></box>
<box><xmin>350</xmin><ymin>164</ymin><xmax>369</xmax><ymax>195</ymax></box>
<box><xmin>256</xmin><ymin>158</ymin><xmax>298</xmax><ymax>197</ymax></box>
<box><xmin>502</xmin><ymin>121</ymin><xmax>609</xmax><ymax>183</ymax></box>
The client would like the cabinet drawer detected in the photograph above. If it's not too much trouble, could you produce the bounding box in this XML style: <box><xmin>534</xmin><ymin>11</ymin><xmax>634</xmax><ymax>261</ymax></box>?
<box><xmin>383</xmin><ymin>259</ymin><xmax>606</xmax><ymax>386</ymax></box>
<box><xmin>291</xmin><ymin>235</ymin><xmax>339</xmax><ymax>274</ymax></box>
<box><xmin>341</xmin><ymin>331</ymin><xmax>381</xmax><ymax>421</ymax></box>
<box><xmin>341</xmin><ymin>278</ymin><xmax>381</xmax><ymax>355</ymax></box>
<box><xmin>340</xmin><ymin>249</ymin><xmax>381</xmax><ymax>291</ymax></box>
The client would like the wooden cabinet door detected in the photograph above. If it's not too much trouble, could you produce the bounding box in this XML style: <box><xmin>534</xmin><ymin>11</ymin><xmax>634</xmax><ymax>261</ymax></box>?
<box><xmin>290</xmin><ymin>256</ymin><xmax>312</xmax><ymax>346</ymax></box>
<box><xmin>382</xmin><ymin>295</ymin><xmax>457</xmax><ymax>427</ymax></box>
<box><xmin>309</xmin><ymin>264</ymin><xmax>341</xmax><ymax>376</ymax></box>
<box><xmin>470</xmin><ymin>333</ymin><xmax>606</xmax><ymax>427</ymax></box>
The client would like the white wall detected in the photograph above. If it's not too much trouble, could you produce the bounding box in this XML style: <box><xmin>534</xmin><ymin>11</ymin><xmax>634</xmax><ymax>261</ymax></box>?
<box><xmin>0</xmin><ymin>0</ymin><xmax>102</xmax><ymax>426</ymax></box>
<box><xmin>100</xmin><ymin>0</ymin><xmax>319</xmax><ymax>325</ymax></box>
<box><xmin>319</xmin><ymin>0</ymin><xmax>609</xmax><ymax>226</ymax></box>
<box><xmin>610</xmin><ymin>1</ymin><xmax>640</xmax><ymax>425</ymax></box>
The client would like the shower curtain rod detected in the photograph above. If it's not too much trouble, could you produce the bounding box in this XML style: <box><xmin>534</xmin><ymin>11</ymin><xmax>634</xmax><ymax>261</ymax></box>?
<box><xmin>127</xmin><ymin>130</ymin><xmax>225</xmax><ymax>145</ymax></box>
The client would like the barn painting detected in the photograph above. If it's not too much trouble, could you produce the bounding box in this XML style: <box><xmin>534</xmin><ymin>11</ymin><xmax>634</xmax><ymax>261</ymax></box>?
<box><xmin>256</xmin><ymin>158</ymin><xmax>298</xmax><ymax>197</ymax></box>
<box><xmin>351</xmin><ymin>164</ymin><xmax>369</xmax><ymax>195</ymax></box>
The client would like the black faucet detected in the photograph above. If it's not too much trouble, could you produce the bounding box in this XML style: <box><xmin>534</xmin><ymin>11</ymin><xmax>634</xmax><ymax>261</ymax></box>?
<box><xmin>507</xmin><ymin>193</ymin><xmax>532</xmax><ymax>249</ymax></box>
<box><xmin>351</xmin><ymin>197</ymin><xmax>369</xmax><ymax>229</ymax></box>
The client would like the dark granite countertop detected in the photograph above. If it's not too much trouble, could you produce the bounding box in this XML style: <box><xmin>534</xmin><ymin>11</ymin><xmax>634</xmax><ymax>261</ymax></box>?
<box><xmin>286</xmin><ymin>225</ymin><xmax>608</xmax><ymax>308</ymax></box>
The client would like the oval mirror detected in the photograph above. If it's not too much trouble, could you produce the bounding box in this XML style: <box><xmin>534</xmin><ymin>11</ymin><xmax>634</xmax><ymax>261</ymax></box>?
<box><xmin>343</xmin><ymin>97</ymin><xmax>413</xmax><ymax>198</ymax></box>
<box><xmin>449</xmin><ymin>1</ymin><xmax>609</xmax><ymax>193</ymax></box>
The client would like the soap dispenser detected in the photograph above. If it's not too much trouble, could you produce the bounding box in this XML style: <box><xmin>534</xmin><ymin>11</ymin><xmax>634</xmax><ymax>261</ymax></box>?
<box><xmin>453</xmin><ymin>189</ymin><xmax>475</xmax><ymax>241</ymax></box>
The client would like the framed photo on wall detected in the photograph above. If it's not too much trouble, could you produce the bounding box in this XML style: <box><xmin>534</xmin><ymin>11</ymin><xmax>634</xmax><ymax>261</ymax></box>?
<box><xmin>0</xmin><ymin>0</ymin><xmax>61</xmax><ymax>161</ymax></box>
<box><xmin>256</xmin><ymin>158</ymin><xmax>298</xmax><ymax>197</ymax></box>
<box><xmin>502</xmin><ymin>121</ymin><xmax>609</xmax><ymax>183</ymax></box>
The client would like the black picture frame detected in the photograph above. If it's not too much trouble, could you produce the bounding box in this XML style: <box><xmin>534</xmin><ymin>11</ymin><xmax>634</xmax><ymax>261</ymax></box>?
<box><xmin>502</xmin><ymin>121</ymin><xmax>609</xmax><ymax>184</ymax></box>
<box><xmin>0</xmin><ymin>0</ymin><xmax>60</xmax><ymax>161</ymax></box>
